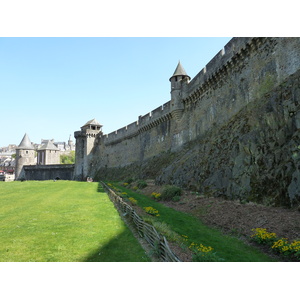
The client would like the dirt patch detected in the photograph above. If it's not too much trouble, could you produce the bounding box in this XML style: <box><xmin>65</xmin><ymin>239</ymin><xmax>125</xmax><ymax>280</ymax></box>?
<box><xmin>119</xmin><ymin>182</ymin><xmax>300</xmax><ymax>261</ymax></box>
<box><xmin>140</xmin><ymin>185</ymin><xmax>300</xmax><ymax>242</ymax></box>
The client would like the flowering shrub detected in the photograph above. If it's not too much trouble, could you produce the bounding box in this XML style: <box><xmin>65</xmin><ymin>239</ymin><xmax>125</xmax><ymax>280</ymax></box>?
<box><xmin>121</xmin><ymin>192</ymin><xmax>128</xmax><ymax>196</ymax></box>
<box><xmin>144</xmin><ymin>207</ymin><xmax>160</xmax><ymax>216</ymax></box>
<box><xmin>271</xmin><ymin>238</ymin><xmax>300</xmax><ymax>259</ymax></box>
<box><xmin>251</xmin><ymin>228</ymin><xmax>300</xmax><ymax>261</ymax></box>
<box><xmin>250</xmin><ymin>228</ymin><xmax>277</xmax><ymax>245</ymax></box>
<box><xmin>128</xmin><ymin>197</ymin><xmax>138</xmax><ymax>205</ymax></box>
<box><xmin>122</xmin><ymin>182</ymin><xmax>129</xmax><ymax>187</ymax></box>
<box><xmin>191</xmin><ymin>242</ymin><xmax>223</xmax><ymax>262</ymax></box>
<box><xmin>271</xmin><ymin>238</ymin><xmax>290</xmax><ymax>254</ymax></box>
<box><xmin>181</xmin><ymin>235</ymin><xmax>224</xmax><ymax>262</ymax></box>
<box><xmin>132</xmin><ymin>186</ymin><xmax>138</xmax><ymax>191</ymax></box>
<box><xmin>151</xmin><ymin>192</ymin><xmax>161</xmax><ymax>200</ymax></box>
<box><xmin>181</xmin><ymin>235</ymin><xmax>188</xmax><ymax>241</ymax></box>
<box><xmin>290</xmin><ymin>240</ymin><xmax>300</xmax><ymax>254</ymax></box>
<box><xmin>189</xmin><ymin>242</ymin><xmax>213</xmax><ymax>253</ymax></box>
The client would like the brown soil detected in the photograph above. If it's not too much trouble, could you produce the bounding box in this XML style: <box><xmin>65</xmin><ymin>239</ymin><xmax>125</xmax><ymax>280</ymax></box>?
<box><xmin>141</xmin><ymin>185</ymin><xmax>300</xmax><ymax>241</ymax></box>
<box><xmin>136</xmin><ymin>184</ymin><xmax>300</xmax><ymax>261</ymax></box>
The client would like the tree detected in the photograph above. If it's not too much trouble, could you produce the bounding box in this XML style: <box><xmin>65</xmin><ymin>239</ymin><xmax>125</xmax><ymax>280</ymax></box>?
<box><xmin>60</xmin><ymin>151</ymin><xmax>75</xmax><ymax>164</ymax></box>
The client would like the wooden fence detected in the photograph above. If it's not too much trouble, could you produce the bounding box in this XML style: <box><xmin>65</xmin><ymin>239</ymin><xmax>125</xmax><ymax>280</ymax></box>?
<box><xmin>101</xmin><ymin>182</ymin><xmax>181</xmax><ymax>262</ymax></box>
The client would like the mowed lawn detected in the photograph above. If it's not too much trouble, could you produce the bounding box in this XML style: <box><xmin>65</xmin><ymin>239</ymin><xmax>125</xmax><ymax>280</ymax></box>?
<box><xmin>0</xmin><ymin>181</ymin><xmax>149</xmax><ymax>262</ymax></box>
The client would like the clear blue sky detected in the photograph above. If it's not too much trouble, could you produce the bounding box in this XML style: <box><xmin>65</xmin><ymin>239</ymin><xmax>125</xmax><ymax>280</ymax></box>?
<box><xmin>0</xmin><ymin>37</ymin><xmax>232</xmax><ymax>146</ymax></box>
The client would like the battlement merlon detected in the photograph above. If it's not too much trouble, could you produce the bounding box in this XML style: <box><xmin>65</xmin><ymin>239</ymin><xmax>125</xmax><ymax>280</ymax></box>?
<box><xmin>182</xmin><ymin>37</ymin><xmax>257</xmax><ymax>100</ymax></box>
<box><xmin>80</xmin><ymin>38</ymin><xmax>289</xmax><ymax>147</ymax></box>
<box><xmin>96</xmin><ymin>38</ymin><xmax>257</xmax><ymax>141</ymax></box>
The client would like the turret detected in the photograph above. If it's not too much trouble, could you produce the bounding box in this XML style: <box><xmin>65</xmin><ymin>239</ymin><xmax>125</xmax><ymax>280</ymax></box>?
<box><xmin>68</xmin><ymin>134</ymin><xmax>74</xmax><ymax>149</ymax></box>
<box><xmin>169</xmin><ymin>61</ymin><xmax>190</xmax><ymax>121</ymax></box>
<box><xmin>74</xmin><ymin>119</ymin><xmax>102</xmax><ymax>180</ymax></box>
<box><xmin>15</xmin><ymin>133</ymin><xmax>36</xmax><ymax>180</ymax></box>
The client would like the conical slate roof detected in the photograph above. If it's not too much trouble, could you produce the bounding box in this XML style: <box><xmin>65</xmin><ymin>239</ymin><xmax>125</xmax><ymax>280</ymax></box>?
<box><xmin>82</xmin><ymin>118</ymin><xmax>102</xmax><ymax>127</ymax></box>
<box><xmin>17</xmin><ymin>133</ymin><xmax>35</xmax><ymax>150</ymax></box>
<box><xmin>169</xmin><ymin>61</ymin><xmax>191</xmax><ymax>81</ymax></box>
<box><xmin>38</xmin><ymin>140</ymin><xmax>59</xmax><ymax>151</ymax></box>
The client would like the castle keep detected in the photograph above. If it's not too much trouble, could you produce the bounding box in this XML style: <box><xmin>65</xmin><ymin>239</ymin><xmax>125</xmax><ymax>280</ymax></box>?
<box><xmin>74</xmin><ymin>37</ymin><xmax>300</xmax><ymax>207</ymax></box>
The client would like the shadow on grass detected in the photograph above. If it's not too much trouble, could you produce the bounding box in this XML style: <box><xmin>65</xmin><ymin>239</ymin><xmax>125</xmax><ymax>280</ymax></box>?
<box><xmin>97</xmin><ymin>183</ymin><xmax>105</xmax><ymax>193</ymax></box>
<box><xmin>82</xmin><ymin>182</ymin><xmax>150</xmax><ymax>262</ymax></box>
<box><xmin>83</xmin><ymin>230</ymin><xmax>150</xmax><ymax>262</ymax></box>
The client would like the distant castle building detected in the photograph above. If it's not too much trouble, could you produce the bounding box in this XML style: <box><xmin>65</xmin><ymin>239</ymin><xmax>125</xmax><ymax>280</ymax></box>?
<box><xmin>0</xmin><ymin>144</ymin><xmax>16</xmax><ymax>174</ymax></box>
<box><xmin>37</xmin><ymin>139</ymin><xmax>60</xmax><ymax>165</ymax></box>
<box><xmin>15</xmin><ymin>133</ymin><xmax>75</xmax><ymax>180</ymax></box>
<box><xmin>53</xmin><ymin>135</ymin><xmax>75</xmax><ymax>152</ymax></box>
<box><xmin>15</xmin><ymin>133</ymin><xmax>36</xmax><ymax>180</ymax></box>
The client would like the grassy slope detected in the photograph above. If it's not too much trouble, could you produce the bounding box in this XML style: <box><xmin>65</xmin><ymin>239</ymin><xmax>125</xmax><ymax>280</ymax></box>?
<box><xmin>110</xmin><ymin>182</ymin><xmax>276</xmax><ymax>262</ymax></box>
<box><xmin>0</xmin><ymin>181</ymin><xmax>149</xmax><ymax>262</ymax></box>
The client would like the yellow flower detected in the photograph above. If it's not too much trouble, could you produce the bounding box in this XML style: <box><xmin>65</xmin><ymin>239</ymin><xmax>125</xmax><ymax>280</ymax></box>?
<box><xmin>143</xmin><ymin>206</ymin><xmax>159</xmax><ymax>216</ymax></box>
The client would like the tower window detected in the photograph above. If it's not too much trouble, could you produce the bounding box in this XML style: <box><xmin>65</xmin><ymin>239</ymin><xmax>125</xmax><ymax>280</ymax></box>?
<box><xmin>26</xmin><ymin>151</ymin><xmax>28</xmax><ymax>154</ymax></box>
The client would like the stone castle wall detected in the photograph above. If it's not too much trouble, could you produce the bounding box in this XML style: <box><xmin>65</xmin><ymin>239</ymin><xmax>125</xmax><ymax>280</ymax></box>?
<box><xmin>84</xmin><ymin>37</ymin><xmax>300</xmax><ymax>207</ymax></box>
<box><xmin>20</xmin><ymin>164</ymin><xmax>74</xmax><ymax>181</ymax></box>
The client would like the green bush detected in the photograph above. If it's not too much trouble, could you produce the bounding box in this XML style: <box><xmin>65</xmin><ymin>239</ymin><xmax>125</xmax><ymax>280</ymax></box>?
<box><xmin>126</xmin><ymin>178</ymin><xmax>134</xmax><ymax>184</ymax></box>
<box><xmin>161</xmin><ymin>185</ymin><xmax>182</xmax><ymax>201</ymax></box>
<box><xmin>60</xmin><ymin>151</ymin><xmax>75</xmax><ymax>164</ymax></box>
<box><xmin>137</xmin><ymin>180</ymin><xmax>147</xmax><ymax>189</ymax></box>
<box><xmin>172</xmin><ymin>195</ymin><xmax>181</xmax><ymax>202</ymax></box>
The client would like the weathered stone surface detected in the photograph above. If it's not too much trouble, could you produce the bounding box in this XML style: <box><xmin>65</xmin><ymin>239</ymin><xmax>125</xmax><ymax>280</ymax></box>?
<box><xmin>155</xmin><ymin>71</ymin><xmax>300</xmax><ymax>207</ymax></box>
<box><xmin>77</xmin><ymin>38</ymin><xmax>300</xmax><ymax>208</ymax></box>
<box><xmin>21</xmin><ymin>164</ymin><xmax>74</xmax><ymax>181</ymax></box>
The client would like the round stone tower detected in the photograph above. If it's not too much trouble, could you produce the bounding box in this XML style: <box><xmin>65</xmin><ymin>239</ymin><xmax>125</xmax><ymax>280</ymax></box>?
<box><xmin>169</xmin><ymin>61</ymin><xmax>190</xmax><ymax>121</ymax></box>
<box><xmin>15</xmin><ymin>133</ymin><xmax>36</xmax><ymax>180</ymax></box>
<box><xmin>74</xmin><ymin>119</ymin><xmax>102</xmax><ymax>181</ymax></box>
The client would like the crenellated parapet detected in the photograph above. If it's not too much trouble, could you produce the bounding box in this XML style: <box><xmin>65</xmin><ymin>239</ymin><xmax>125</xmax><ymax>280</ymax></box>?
<box><xmin>98</xmin><ymin>37</ymin><xmax>282</xmax><ymax>147</ymax></box>
<box><xmin>138</xmin><ymin>113</ymin><xmax>172</xmax><ymax>133</ymax></box>
<box><xmin>81</xmin><ymin>37</ymin><xmax>300</xmax><ymax>206</ymax></box>
<box><xmin>81</xmin><ymin>37</ymin><xmax>300</xmax><ymax>180</ymax></box>
<box><xmin>102</xmin><ymin>101</ymin><xmax>173</xmax><ymax>146</ymax></box>
<box><xmin>183</xmin><ymin>37</ymin><xmax>275</xmax><ymax>106</ymax></box>
<box><xmin>74</xmin><ymin>130</ymin><xmax>99</xmax><ymax>139</ymax></box>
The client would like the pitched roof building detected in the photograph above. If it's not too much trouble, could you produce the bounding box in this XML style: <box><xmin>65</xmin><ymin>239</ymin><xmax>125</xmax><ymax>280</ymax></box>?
<box><xmin>37</xmin><ymin>139</ymin><xmax>60</xmax><ymax>165</ymax></box>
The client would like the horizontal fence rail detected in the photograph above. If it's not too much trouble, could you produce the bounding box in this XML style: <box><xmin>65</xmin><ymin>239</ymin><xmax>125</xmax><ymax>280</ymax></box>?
<box><xmin>101</xmin><ymin>182</ymin><xmax>181</xmax><ymax>262</ymax></box>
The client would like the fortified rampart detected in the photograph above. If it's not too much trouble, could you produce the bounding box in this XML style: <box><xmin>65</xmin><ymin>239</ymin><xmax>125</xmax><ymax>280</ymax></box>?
<box><xmin>75</xmin><ymin>37</ymin><xmax>300</xmax><ymax>207</ymax></box>
<box><xmin>20</xmin><ymin>164</ymin><xmax>74</xmax><ymax>181</ymax></box>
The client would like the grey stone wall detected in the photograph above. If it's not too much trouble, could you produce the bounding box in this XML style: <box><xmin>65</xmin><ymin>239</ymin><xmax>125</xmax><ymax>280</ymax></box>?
<box><xmin>83</xmin><ymin>37</ymin><xmax>300</xmax><ymax>207</ymax></box>
<box><xmin>20</xmin><ymin>164</ymin><xmax>74</xmax><ymax>181</ymax></box>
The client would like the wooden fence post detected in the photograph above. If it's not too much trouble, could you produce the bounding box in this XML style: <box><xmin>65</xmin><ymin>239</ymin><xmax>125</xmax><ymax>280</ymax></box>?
<box><xmin>100</xmin><ymin>181</ymin><xmax>181</xmax><ymax>262</ymax></box>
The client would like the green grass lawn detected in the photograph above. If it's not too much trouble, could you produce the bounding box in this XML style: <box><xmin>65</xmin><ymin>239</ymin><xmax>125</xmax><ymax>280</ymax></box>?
<box><xmin>0</xmin><ymin>181</ymin><xmax>149</xmax><ymax>262</ymax></box>
<box><xmin>109</xmin><ymin>182</ymin><xmax>277</xmax><ymax>262</ymax></box>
